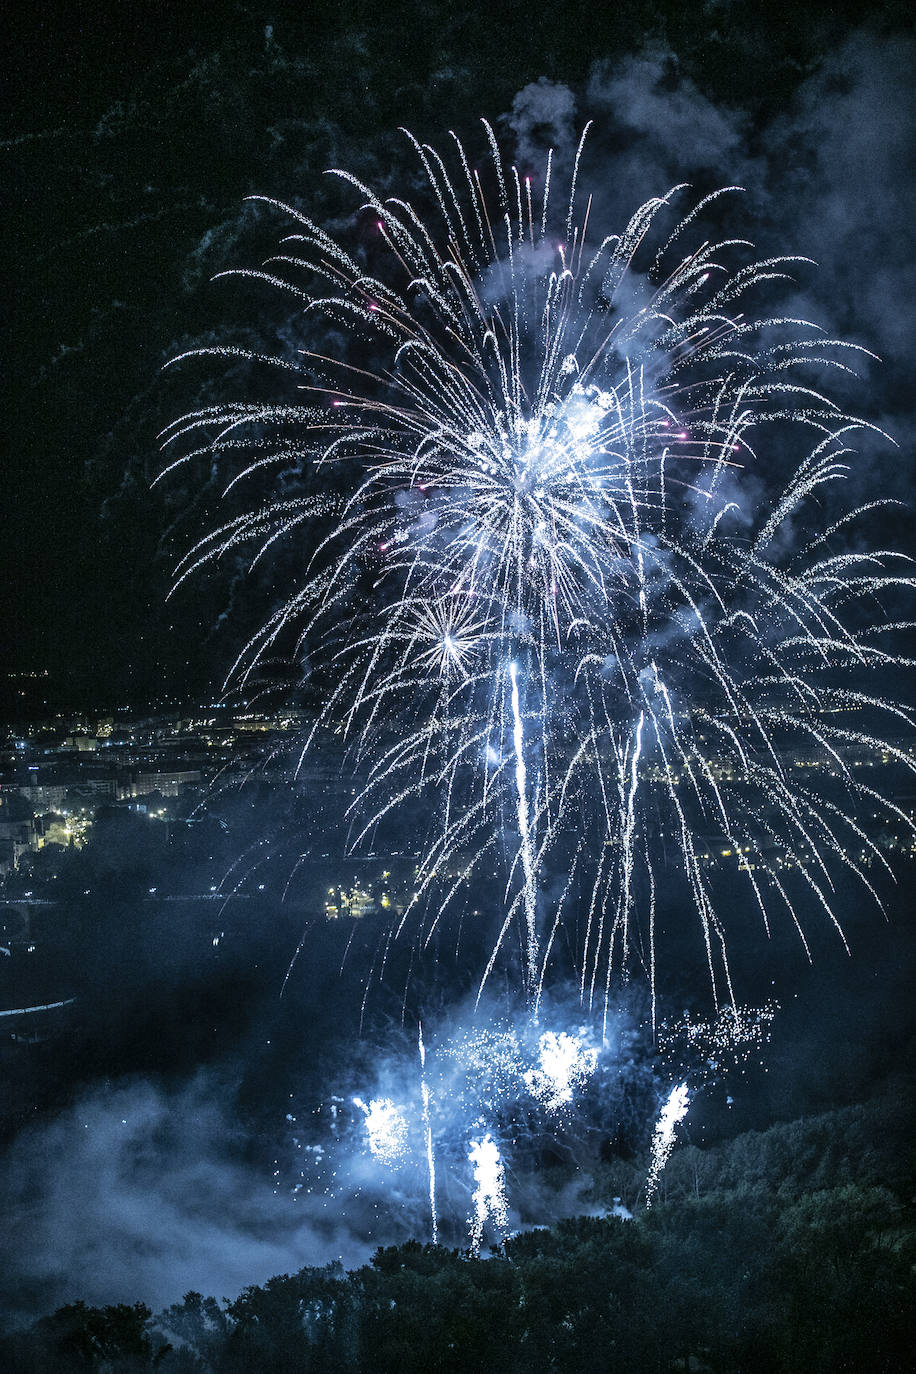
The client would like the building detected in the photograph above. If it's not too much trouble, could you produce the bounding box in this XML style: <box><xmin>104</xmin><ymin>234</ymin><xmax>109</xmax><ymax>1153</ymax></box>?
<box><xmin>0</xmin><ymin>793</ymin><xmax>40</xmax><ymax>874</ymax></box>
<box><xmin>0</xmin><ymin>769</ymin><xmax>118</xmax><ymax>813</ymax></box>
<box><xmin>127</xmin><ymin>769</ymin><xmax>202</xmax><ymax>799</ymax></box>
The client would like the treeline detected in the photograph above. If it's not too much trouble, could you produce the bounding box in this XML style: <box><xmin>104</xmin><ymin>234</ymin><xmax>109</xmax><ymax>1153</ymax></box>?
<box><xmin>3</xmin><ymin>1098</ymin><xmax>914</xmax><ymax>1373</ymax></box>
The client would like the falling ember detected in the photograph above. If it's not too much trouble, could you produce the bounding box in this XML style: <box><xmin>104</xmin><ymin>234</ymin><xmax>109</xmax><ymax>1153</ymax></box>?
<box><xmin>468</xmin><ymin>1133</ymin><xmax>509</xmax><ymax>1255</ymax></box>
<box><xmin>645</xmin><ymin>1082</ymin><xmax>690</xmax><ymax>1206</ymax></box>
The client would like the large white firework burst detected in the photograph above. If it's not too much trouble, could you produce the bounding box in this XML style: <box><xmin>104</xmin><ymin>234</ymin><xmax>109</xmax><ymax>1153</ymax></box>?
<box><xmin>161</xmin><ymin>122</ymin><xmax>915</xmax><ymax>1024</ymax></box>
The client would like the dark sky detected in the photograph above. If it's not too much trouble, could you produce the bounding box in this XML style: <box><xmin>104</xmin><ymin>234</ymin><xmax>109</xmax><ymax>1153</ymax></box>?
<box><xmin>3</xmin><ymin>0</ymin><xmax>914</xmax><ymax>709</ymax></box>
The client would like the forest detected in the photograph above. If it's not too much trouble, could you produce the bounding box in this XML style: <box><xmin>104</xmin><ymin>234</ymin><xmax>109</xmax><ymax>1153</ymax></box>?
<box><xmin>3</xmin><ymin>1092</ymin><xmax>913</xmax><ymax>1373</ymax></box>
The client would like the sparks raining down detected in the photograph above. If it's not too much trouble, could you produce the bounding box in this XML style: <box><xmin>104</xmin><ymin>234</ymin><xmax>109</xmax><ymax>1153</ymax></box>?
<box><xmin>468</xmin><ymin>1133</ymin><xmax>509</xmax><ymax>1255</ymax></box>
<box><xmin>645</xmin><ymin>1081</ymin><xmax>690</xmax><ymax>1206</ymax></box>
<box><xmin>163</xmin><ymin>122</ymin><xmax>916</xmax><ymax>1017</ymax></box>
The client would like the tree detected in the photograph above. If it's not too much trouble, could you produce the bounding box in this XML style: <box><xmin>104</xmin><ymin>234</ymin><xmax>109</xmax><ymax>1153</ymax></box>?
<box><xmin>16</xmin><ymin>1301</ymin><xmax>167</xmax><ymax>1372</ymax></box>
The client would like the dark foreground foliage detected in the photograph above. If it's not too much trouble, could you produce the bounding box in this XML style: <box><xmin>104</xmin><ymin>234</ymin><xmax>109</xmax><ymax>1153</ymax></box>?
<box><xmin>3</xmin><ymin>1101</ymin><xmax>914</xmax><ymax>1373</ymax></box>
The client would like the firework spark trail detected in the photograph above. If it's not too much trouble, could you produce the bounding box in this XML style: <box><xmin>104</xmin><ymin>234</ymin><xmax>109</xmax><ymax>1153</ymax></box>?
<box><xmin>468</xmin><ymin>1133</ymin><xmax>509</xmax><ymax>1255</ymax></box>
<box><xmin>164</xmin><ymin>122</ymin><xmax>916</xmax><ymax>1016</ymax></box>
<box><xmin>509</xmin><ymin>661</ymin><xmax>538</xmax><ymax>997</ymax></box>
<box><xmin>418</xmin><ymin>1023</ymin><xmax>438</xmax><ymax>1244</ymax></box>
<box><xmin>645</xmin><ymin>1081</ymin><xmax>690</xmax><ymax>1206</ymax></box>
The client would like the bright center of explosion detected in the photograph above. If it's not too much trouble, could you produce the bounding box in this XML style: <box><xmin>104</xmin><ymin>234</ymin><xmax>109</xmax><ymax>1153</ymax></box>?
<box><xmin>498</xmin><ymin>385</ymin><xmax>620</xmax><ymax>511</ymax></box>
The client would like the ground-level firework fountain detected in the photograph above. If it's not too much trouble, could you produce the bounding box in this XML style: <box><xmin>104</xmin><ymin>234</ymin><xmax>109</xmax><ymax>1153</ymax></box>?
<box><xmin>278</xmin><ymin>997</ymin><xmax>776</xmax><ymax>1247</ymax></box>
<box><xmin>645</xmin><ymin>1082</ymin><xmax>690</xmax><ymax>1207</ymax></box>
<box><xmin>468</xmin><ymin>1134</ymin><xmax>509</xmax><ymax>1254</ymax></box>
<box><xmin>418</xmin><ymin>1024</ymin><xmax>438</xmax><ymax>1244</ymax></box>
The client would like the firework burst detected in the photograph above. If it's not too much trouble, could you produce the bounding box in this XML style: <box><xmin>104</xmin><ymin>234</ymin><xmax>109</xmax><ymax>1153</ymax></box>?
<box><xmin>162</xmin><ymin>122</ymin><xmax>916</xmax><ymax>1023</ymax></box>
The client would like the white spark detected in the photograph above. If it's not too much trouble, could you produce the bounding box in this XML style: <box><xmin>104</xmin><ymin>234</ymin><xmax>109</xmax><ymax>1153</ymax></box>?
<box><xmin>509</xmin><ymin>661</ymin><xmax>538</xmax><ymax>994</ymax></box>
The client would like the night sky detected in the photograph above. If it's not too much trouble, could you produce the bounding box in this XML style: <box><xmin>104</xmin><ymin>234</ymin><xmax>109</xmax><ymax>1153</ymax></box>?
<box><xmin>2</xmin><ymin>0</ymin><xmax>915</xmax><ymax>1347</ymax></box>
<box><xmin>4</xmin><ymin>0</ymin><xmax>914</xmax><ymax>707</ymax></box>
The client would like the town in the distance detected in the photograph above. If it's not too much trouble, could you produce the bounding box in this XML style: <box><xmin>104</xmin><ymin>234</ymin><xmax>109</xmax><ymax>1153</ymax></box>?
<box><xmin>2</xmin><ymin>665</ymin><xmax>914</xmax><ymax>1068</ymax></box>
<box><xmin>0</xmin><ymin>671</ymin><xmax>427</xmax><ymax>1065</ymax></box>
